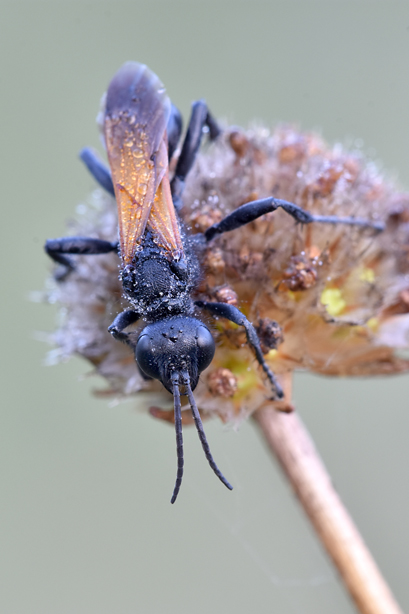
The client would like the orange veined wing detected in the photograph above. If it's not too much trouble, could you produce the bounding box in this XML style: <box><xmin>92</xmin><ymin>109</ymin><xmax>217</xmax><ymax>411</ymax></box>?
<box><xmin>104</xmin><ymin>61</ymin><xmax>183</xmax><ymax>265</ymax></box>
<box><xmin>148</xmin><ymin>153</ymin><xmax>184</xmax><ymax>261</ymax></box>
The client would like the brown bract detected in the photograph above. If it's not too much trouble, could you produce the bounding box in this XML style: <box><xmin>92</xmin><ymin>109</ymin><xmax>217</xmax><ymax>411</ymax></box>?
<box><xmin>45</xmin><ymin>124</ymin><xmax>409</xmax><ymax>425</ymax></box>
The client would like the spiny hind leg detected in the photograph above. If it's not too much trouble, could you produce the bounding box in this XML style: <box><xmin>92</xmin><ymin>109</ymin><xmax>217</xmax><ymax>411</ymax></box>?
<box><xmin>204</xmin><ymin>196</ymin><xmax>384</xmax><ymax>242</ymax></box>
<box><xmin>171</xmin><ymin>100</ymin><xmax>221</xmax><ymax>210</ymax></box>
<box><xmin>79</xmin><ymin>147</ymin><xmax>115</xmax><ymax>196</ymax></box>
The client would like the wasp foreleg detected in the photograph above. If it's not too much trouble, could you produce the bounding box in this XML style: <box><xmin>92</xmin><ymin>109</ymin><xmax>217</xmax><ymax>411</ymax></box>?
<box><xmin>195</xmin><ymin>300</ymin><xmax>284</xmax><ymax>399</ymax></box>
<box><xmin>108</xmin><ymin>310</ymin><xmax>140</xmax><ymax>346</ymax></box>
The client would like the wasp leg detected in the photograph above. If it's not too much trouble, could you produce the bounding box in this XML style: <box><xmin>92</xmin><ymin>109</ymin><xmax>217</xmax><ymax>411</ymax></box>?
<box><xmin>171</xmin><ymin>100</ymin><xmax>221</xmax><ymax>209</ymax></box>
<box><xmin>79</xmin><ymin>147</ymin><xmax>115</xmax><ymax>196</ymax></box>
<box><xmin>45</xmin><ymin>236</ymin><xmax>118</xmax><ymax>280</ymax></box>
<box><xmin>195</xmin><ymin>300</ymin><xmax>284</xmax><ymax>399</ymax></box>
<box><xmin>204</xmin><ymin>197</ymin><xmax>385</xmax><ymax>242</ymax></box>
<box><xmin>167</xmin><ymin>103</ymin><xmax>183</xmax><ymax>162</ymax></box>
<box><xmin>108</xmin><ymin>309</ymin><xmax>140</xmax><ymax>346</ymax></box>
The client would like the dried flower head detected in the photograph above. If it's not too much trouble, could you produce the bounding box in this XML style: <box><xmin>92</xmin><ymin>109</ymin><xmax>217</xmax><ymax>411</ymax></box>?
<box><xmin>44</xmin><ymin>123</ymin><xmax>409</xmax><ymax>425</ymax></box>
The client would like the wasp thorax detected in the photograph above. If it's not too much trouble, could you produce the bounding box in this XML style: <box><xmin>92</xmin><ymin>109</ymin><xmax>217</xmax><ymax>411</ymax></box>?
<box><xmin>135</xmin><ymin>316</ymin><xmax>215</xmax><ymax>392</ymax></box>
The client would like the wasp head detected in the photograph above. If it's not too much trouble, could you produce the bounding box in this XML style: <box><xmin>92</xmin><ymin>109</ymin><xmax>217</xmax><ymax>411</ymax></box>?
<box><xmin>135</xmin><ymin>315</ymin><xmax>232</xmax><ymax>503</ymax></box>
<box><xmin>135</xmin><ymin>315</ymin><xmax>215</xmax><ymax>393</ymax></box>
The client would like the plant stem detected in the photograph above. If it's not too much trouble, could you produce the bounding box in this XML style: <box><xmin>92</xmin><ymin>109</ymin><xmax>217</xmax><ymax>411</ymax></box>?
<box><xmin>253</xmin><ymin>405</ymin><xmax>402</xmax><ymax>614</ymax></box>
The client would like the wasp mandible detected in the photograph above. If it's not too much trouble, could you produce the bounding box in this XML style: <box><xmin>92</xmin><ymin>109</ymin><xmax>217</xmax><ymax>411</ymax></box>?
<box><xmin>45</xmin><ymin>62</ymin><xmax>384</xmax><ymax>502</ymax></box>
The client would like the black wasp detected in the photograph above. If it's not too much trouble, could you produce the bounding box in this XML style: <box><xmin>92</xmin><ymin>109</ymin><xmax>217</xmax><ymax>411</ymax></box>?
<box><xmin>45</xmin><ymin>62</ymin><xmax>384</xmax><ymax>502</ymax></box>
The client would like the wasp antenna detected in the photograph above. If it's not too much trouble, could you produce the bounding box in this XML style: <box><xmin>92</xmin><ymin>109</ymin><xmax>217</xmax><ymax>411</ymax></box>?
<box><xmin>183</xmin><ymin>373</ymin><xmax>233</xmax><ymax>492</ymax></box>
<box><xmin>170</xmin><ymin>374</ymin><xmax>184</xmax><ymax>504</ymax></box>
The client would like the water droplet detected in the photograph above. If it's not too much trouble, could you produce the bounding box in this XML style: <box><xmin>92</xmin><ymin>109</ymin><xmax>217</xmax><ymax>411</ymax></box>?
<box><xmin>137</xmin><ymin>182</ymin><xmax>148</xmax><ymax>196</ymax></box>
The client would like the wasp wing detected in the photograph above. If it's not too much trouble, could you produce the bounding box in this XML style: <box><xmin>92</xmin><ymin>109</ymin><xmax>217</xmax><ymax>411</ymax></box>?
<box><xmin>104</xmin><ymin>62</ymin><xmax>172</xmax><ymax>265</ymax></box>
<box><xmin>148</xmin><ymin>154</ymin><xmax>184</xmax><ymax>261</ymax></box>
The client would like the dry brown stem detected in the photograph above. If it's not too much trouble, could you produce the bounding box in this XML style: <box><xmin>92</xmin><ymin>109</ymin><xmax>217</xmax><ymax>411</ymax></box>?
<box><xmin>253</xmin><ymin>405</ymin><xmax>402</xmax><ymax>614</ymax></box>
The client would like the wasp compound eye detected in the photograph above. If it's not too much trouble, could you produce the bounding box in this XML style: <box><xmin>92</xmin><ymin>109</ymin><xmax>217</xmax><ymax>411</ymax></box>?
<box><xmin>135</xmin><ymin>334</ymin><xmax>161</xmax><ymax>380</ymax></box>
<box><xmin>195</xmin><ymin>325</ymin><xmax>215</xmax><ymax>373</ymax></box>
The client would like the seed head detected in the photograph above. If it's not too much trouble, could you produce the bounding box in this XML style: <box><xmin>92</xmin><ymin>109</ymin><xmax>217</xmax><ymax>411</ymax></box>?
<box><xmin>44</xmin><ymin>123</ymin><xmax>409</xmax><ymax>425</ymax></box>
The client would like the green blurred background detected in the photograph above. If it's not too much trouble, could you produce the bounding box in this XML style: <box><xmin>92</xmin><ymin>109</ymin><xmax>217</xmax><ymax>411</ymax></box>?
<box><xmin>1</xmin><ymin>2</ymin><xmax>409</xmax><ymax>612</ymax></box>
